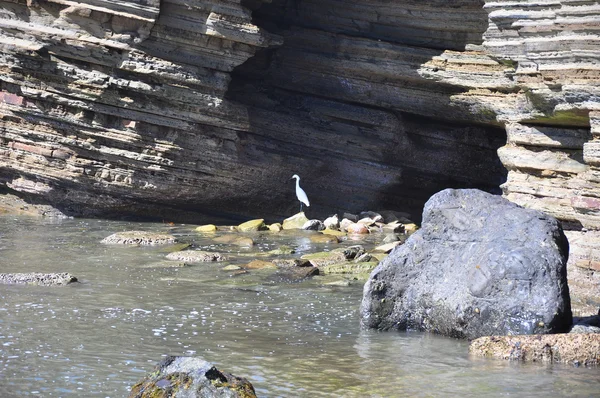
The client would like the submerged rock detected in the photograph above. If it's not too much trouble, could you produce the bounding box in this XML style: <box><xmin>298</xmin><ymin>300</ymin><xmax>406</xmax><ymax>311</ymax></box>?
<box><xmin>301</xmin><ymin>251</ymin><xmax>347</xmax><ymax>267</ymax></box>
<box><xmin>0</xmin><ymin>272</ymin><xmax>77</xmax><ymax>286</ymax></box>
<box><xmin>272</xmin><ymin>258</ymin><xmax>312</xmax><ymax>268</ymax></box>
<box><xmin>129</xmin><ymin>356</ymin><xmax>256</xmax><ymax>398</ymax></box>
<box><xmin>282</xmin><ymin>212</ymin><xmax>310</xmax><ymax>230</ymax></box>
<box><xmin>166</xmin><ymin>251</ymin><xmax>225</xmax><ymax>263</ymax></box>
<box><xmin>469</xmin><ymin>334</ymin><xmax>600</xmax><ymax>366</ymax></box>
<box><xmin>101</xmin><ymin>231</ymin><xmax>177</xmax><ymax>245</ymax></box>
<box><xmin>213</xmin><ymin>235</ymin><xmax>254</xmax><ymax>247</ymax></box>
<box><xmin>321</xmin><ymin>228</ymin><xmax>346</xmax><ymax>237</ymax></box>
<box><xmin>361</xmin><ymin>189</ymin><xmax>572</xmax><ymax>339</ymax></box>
<box><xmin>268</xmin><ymin>267</ymin><xmax>319</xmax><ymax>283</ymax></box>
<box><xmin>242</xmin><ymin>260</ymin><xmax>277</xmax><ymax>270</ymax></box>
<box><xmin>308</xmin><ymin>234</ymin><xmax>339</xmax><ymax>244</ymax></box>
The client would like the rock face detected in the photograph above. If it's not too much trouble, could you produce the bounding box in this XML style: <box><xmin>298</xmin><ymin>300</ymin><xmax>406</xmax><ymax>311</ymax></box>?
<box><xmin>0</xmin><ymin>0</ymin><xmax>598</xmax><ymax>227</ymax></box>
<box><xmin>360</xmin><ymin>189</ymin><xmax>572</xmax><ymax>339</ymax></box>
<box><xmin>129</xmin><ymin>356</ymin><xmax>256</xmax><ymax>398</ymax></box>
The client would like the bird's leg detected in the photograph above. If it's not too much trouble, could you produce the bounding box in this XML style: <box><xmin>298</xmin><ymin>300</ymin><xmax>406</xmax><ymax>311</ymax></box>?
<box><xmin>300</xmin><ymin>203</ymin><xmax>303</xmax><ymax>212</ymax></box>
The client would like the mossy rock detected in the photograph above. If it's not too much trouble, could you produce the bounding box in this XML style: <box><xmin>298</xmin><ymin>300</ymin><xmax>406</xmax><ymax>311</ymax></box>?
<box><xmin>237</xmin><ymin>219</ymin><xmax>266</xmax><ymax>232</ymax></box>
<box><xmin>320</xmin><ymin>261</ymin><xmax>378</xmax><ymax>275</ymax></box>
<box><xmin>267</xmin><ymin>245</ymin><xmax>295</xmax><ymax>255</ymax></box>
<box><xmin>101</xmin><ymin>231</ymin><xmax>177</xmax><ymax>245</ymax></box>
<box><xmin>300</xmin><ymin>251</ymin><xmax>347</xmax><ymax>267</ymax></box>
<box><xmin>282</xmin><ymin>212</ymin><xmax>310</xmax><ymax>229</ymax></box>
<box><xmin>128</xmin><ymin>356</ymin><xmax>256</xmax><ymax>398</ymax></box>
<box><xmin>166</xmin><ymin>250</ymin><xmax>226</xmax><ymax>262</ymax></box>
<box><xmin>196</xmin><ymin>224</ymin><xmax>217</xmax><ymax>233</ymax></box>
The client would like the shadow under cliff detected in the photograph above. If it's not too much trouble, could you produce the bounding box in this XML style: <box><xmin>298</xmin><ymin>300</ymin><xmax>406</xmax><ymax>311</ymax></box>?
<box><xmin>226</xmin><ymin>0</ymin><xmax>507</xmax><ymax>222</ymax></box>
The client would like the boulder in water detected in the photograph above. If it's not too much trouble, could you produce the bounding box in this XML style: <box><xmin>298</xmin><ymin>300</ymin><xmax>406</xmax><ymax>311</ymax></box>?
<box><xmin>166</xmin><ymin>251</ymin><xmax>225</xmax><ymax>263</ymax></box>
<box><xmin>129</xmin><ymin>356</ymin><xmax>256</xmax><ymax>398</ymax></box>
<box><xmin>282</xmin><ymin>212</ymin><xmax>310</xmax><ymax>230</ymax></box>
<box><xmin>361</xmin><ymin>189</ymin><xmax>572</xmax><ymax>339</ymax></box>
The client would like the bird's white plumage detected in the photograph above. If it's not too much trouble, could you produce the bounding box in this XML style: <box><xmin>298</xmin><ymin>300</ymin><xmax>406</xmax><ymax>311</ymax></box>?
<box><xmin>291</xmin><ymin>174</ymin><xmax>310</xmax><ymax>209</ymax></box>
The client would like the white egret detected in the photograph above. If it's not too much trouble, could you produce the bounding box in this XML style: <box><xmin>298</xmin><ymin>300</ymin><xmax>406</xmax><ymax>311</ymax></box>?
<box><xmin>291</xmin><ymin>174</ymin><xmax>310</xmax><ymax>212</ymax></box>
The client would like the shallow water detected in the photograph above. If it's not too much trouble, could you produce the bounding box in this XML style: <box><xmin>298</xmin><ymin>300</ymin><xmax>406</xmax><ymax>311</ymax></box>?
<box><xmin>0</xmin><ymin>215</ymin><xmax>598</xmax><ymax>397</ymax></box>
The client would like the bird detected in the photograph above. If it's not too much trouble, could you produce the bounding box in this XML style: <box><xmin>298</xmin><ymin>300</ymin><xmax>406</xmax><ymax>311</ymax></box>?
<box><xmin>290</xmin><ymin>174</ymin><xmax>310</xmax><ymax>212</ymax></box>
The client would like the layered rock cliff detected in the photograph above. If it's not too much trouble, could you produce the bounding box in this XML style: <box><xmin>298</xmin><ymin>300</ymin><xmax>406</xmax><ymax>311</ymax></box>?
<box><xmin>0</xmin><ymin>0</ymin><xmax>598</xmax><ymax>228</ymax></box>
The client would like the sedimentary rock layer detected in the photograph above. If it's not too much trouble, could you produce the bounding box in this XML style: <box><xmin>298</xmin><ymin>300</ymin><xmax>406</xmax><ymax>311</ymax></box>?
<box><xmin>0</xmin><ymin>0</ymin><xmax>599</xmax><ymax>227</ymax></box>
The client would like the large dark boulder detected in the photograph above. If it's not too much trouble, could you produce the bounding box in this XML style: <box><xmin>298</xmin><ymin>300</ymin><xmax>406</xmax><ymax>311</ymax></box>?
<box><xmin>129</xmin><ymin>356</ymin><xmax>256</xmax><ymax>398</ymax></box>
<box><xmin>360</xmin><ymin>189</ymin><xmax>572</xmax><ymax>339</ymax></box>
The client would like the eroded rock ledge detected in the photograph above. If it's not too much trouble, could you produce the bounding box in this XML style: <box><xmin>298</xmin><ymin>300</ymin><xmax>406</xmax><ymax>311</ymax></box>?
<box><xmin>0</xmin><ymin>0</ymin><xmax>598</xmax><ymax>229</ymax></box>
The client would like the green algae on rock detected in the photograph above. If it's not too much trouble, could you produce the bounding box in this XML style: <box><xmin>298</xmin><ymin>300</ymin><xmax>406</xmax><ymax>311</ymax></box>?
<box><xmin>129</xmin><ymin>356</ymin><xmax>257</xmax><ymax>398</ymax></box>
<box><xmin>101</xmin><ymin>231</ymin><xmax>177</xmax><ymax>246</ymax></box>
<box><xmin>236</xmin><ymin>219</ymin><xmax>266</xmax><ymax>232</ymax></box>
<box><xmin>301</xmin><ymin>251</ymin><xmax>347</xmax><ymax>267</ymax></box>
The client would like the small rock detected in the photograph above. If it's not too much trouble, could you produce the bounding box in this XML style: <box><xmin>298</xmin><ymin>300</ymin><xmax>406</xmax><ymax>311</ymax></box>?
<box><xmin>323</xmin><ymin>214</ymin><xmax>340</xmax><ymax>229</ymax></box>
<box><xmin>282</xmin><ymin>212</ymin><xmax>310</xmax><ymax>229</ymax></box>
<box><xmin>303</xmin><ymin>219</ymin><xmax>325</xmax><ymax>231</ymax></box>
<box><xmin>359</xmin><ymin>211</ymin><xmax>383</xmax><ymax>222</ymax></box>
<box><xmin>268</xmin><ymin>245</ymin><xmax>295</xmax><ymax>255</ymax></box>
<box><xmin>213</xmin><ymin>235</ymin><xmax>254</xmax><ymax>247</ymax></box>
<box><xmin>337</xmin><ymin>245</ymin><xmax>365</xmax><ymax>260</ymax></box>
<box><xmin>323</xmin><ymin>279</ymin><xmax>352</xmax><ymax>287</ymax></box>
<box><xmin>237</xmin><ymin>219</ymin><xmax>265</xmax><ymax>232</ymax></box>
<box><xmin>101</xmin><ymin>231</ymin><xmax>177</xmax><ymax>245</ymax></box>
<box><xmin>469</xmin><ymin>334</ymin><xmax>600</xmax><ymax>366</ymax></box>
<box><xmin>382</xmin><ymin>234</ymin><xmax>400</xmax><ymax>243</ymax></box>
<box><xmin>309</xmin><ymin>234</ymin><xmax>339</xmax><ymax>244</ymax></box>
<box><xmin>242</xmin><ymin>260</ymin><xmax>277</xmax><ymax>270</ymax></box>
<box><xmin>320</xmin><ymin>261</ymin><xmax>378</xmax><ymax>275</ymax></box>
<box><xmin>354</xmin><ymin>253</ymin><xmax>373</xmax><ymax>263</ymax></box>
<box><xmin>346</xmin><ymin>223</ymin><xmax>369</xmax><ymax>234</ymax></box>
<box><xmin>357</xmin><ymin>216</ymin><xmax>380</xmax><ymax>226</ymax></box>
<box><xmin>373</xmin><ymin>241</ymin><xmax>402</xmax><ymax>253</ymax></box>
<box><xmin>382</xmin><ymin>221</ymin><xmax>404</xmax><ymax>233</ymax></box>
<box><xmin>268</xmin><ymin>223</ymin><xmax>282</xmax><ymax>232</ymax></box>
<box><xmin>403</xmin><ymin>223</ymin><xmax>419</xmax><ymax>234</ymax></box>
<box><xmin>129</xmin><ymin>356</ymin><xmax>256</xmax><ymax>398</ymax></box>
<box><xmin>0</xmin><ymin>272</ymin><xmax>77</xmax><ymax>286</ymax></box>
<box><xmin>301</xmin><ymin>251</ymin><xmax>347</xmax><ymax>267</ymax></box>
<box><xmin>272</xmin><ymin>258</ymin><xmax>312</xmax><ymax>268</ymax></box>
<box><xmin>196</xmin><ymin>224</ymin><xmax>217</xmax><ymax>233</ymax></box>
<box><xmin>268</xmin><ymin>267</ymin><xmax>319</xmax><ymax>283</ymax></box>
<box><xmin>166</xmin><ymin>250</ymin><xmax>225</xmax><ymax>262</ymax></box>
<box><xmin>339</xmin><ymin>218</ymin><xmax>354</xmax><ymax>232</ymax></box>
<box><xmin>321</xmin><ymin>229</ymin><xmax>346</xmax><ymax>237</ymax></box>
<box><xmin>222</xmin><ymin>265</ymin><xmax>242</xmax><ymax>271</ymax></box>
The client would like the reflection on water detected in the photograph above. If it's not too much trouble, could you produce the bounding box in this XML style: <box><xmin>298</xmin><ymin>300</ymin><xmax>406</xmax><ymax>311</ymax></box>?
<box><xmin>0</xmin><ymin>216</ymin><xmax>598</xmax><ymax>397</ymax></box>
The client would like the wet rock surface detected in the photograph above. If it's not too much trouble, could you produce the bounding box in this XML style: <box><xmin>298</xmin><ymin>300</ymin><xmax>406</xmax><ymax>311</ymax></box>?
<box><xmin>101</xmin><ymin>231</ymin><xmax>177</xmax><ymax>246</ymax></box>
<box><xmin>0</xmin><ymin>272</ymin><xmax>77</xmax><ymax>286</ymax></box>
<box><xmin>166</xmin><ymin>251</ymin><xmax>226</xmax><ymax>263</ymax></box>
<box><xmin>469</xmin><ymin>334</ymin><xmax>600</xmax><ymax>366</ymax></box>
<box><xmin>361</xmin><ymin>189</ymin><xmax>572</xmax><ymax>339</ymax></box>
<box><xmin>129</xmin><ymin>356</ymin><xmax>256</xmax><ymax>398</ymax></box>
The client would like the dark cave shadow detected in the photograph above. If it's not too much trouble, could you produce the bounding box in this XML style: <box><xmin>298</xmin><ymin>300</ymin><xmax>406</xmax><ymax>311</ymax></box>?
<box><xmin>226</xmin><ymin>0</ymin><xmax>507</xmax><ymax>221</ymax></box>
